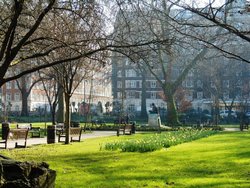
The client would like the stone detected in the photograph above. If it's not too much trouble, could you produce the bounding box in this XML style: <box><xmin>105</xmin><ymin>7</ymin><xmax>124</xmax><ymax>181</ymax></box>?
<box><xmin>0</xmin><ymin>155</ymin><xmax>56</xmax><ymax>188</ymax></box>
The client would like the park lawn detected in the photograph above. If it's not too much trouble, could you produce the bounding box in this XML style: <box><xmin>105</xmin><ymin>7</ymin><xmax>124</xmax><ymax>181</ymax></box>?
<box><xmin>0</xmin><ymin>131</ymin><xmax>250</xmax><ymax>188</ymax></box>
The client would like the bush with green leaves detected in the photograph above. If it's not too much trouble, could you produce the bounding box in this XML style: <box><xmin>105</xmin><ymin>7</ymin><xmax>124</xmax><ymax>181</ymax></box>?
<box><xmin>102</xmin><ymin>129</ymin><xmax>217</xmax><ymax>152</ymax></box>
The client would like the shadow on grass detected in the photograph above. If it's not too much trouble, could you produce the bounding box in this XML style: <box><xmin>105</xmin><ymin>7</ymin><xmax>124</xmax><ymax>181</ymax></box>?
<box><xmin>1</xmin><ymin>131</ymin><xmax>249</xmax><ymax>187</ymax></box>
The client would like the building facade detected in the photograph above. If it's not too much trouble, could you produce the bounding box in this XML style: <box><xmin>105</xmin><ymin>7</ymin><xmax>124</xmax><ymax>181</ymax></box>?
<box><xmin>0</xmin><ymin>69</ymin><xmax>113</xmax><ymax>117</ymax></box>
<box><xmin>111</xmin><ymin>1</ymin><xmax>250</xmax><ymax>117</ymax></box>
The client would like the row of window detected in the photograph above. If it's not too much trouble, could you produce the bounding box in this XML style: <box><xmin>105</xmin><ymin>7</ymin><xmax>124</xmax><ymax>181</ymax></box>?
<box><xmin>184</xmin><ymin>80</ymin><xmax>244</xmax><ymax>88</ymax></box>
<box><xmin>1</xmin><ymin>105</ymin><xmax>20</xmax><ymax>111</ymax></box>
<box><xmin>116</xmin><ymin>91</ymin><xmax>248</xmax><ymax>100</ymax></box>
<box><xmin>118</xmin><ymin>80</ymin><xmax>158</xmax><ymax>89</ymax></box>
<box><xmin>118</xmin><ymin>79</ymin><xmax>245</xmax><ymax>89</ymax></box>
<box><xmin>117</xmin><ymin>91</ymin><xmax>156</xmax><ymax>99</ymax></box>
<box><xmin>117</xmin><ymin>69</ymin><xmax>138</xmax><ymax>77</ymax></box>
<box><xmin>117</xmin><ymin>66</ymin><xmax>247</xmax><ymax>79</ymax></box>
<box><xmin>3</xmin><ymin>93</ymin><xmax>21</xmax><ymax>101</ymax></box>
<box><xmin>5</xmin><ymin>81</ymin><xmax>18</xmax><ymax>90</ymax></box>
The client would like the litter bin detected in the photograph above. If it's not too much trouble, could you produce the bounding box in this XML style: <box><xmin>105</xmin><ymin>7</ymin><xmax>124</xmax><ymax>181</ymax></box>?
<box><xmin>130</xmin><ymin>121</ymin><xmax>136</xmax><ymax>134</ymax></box>
<box><xmin>71</xmin><ymin>121</ymin><xmax>80</xmax><ymax>127</ymax></box>
<box><xmin>47</xmin><ymin>125</ymin><xmax>56</xmax><ymax>144</ymax></box>
<box><xmin>2</xmin><ymin>122</ymin><xmax>10</xmax><ymax>140</ymax></box>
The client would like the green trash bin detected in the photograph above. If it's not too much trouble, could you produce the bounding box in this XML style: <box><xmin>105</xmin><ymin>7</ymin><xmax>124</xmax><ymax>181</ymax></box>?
<box><xmin>2</xmin><ymin>122</ymin><xmax>10</xmax><ymax>140</ymax></box>
<box><xmin>47</xmin><ymin>125</ymin><xmax>56</xmax><ymax>144</ymax></box>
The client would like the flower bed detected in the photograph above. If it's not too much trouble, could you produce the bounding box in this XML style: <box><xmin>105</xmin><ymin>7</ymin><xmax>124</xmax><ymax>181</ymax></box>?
<box><xmin>102</xmin><ymin>129</ymin><xmax>217</xmax><ymax>152</ymax></box>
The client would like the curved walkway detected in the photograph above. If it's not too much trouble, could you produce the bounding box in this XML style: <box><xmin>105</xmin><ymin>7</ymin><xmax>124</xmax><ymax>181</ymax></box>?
<box><xmin>4</xmin><ymin>131</ymin><xmax>116</xmax><ymax>149</ymax></box>
<box><xmin>224</xmin><ymin>128</ymin><xmax>241</xmax><ymax>131</ymax></box>
<box><xmin>3</xmin><ymin>128</ymin><xmax>248</xmax><ymax>149</ymax></box>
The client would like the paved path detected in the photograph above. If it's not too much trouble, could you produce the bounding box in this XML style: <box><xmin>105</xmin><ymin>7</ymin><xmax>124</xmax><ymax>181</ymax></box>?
<box><xmin>4</xmin><ymin>131</ymin><xmax>116</xmax><ymax>149</ymax></box>
<box><xmin>3</xmin><ymin>128</ymin><xmax>248</xmax><ymax>149</ymax></box>
<box><xmin>224</xmin><ymin>128</ymin><xmax>241</xmax><ymax>131</ymax></box>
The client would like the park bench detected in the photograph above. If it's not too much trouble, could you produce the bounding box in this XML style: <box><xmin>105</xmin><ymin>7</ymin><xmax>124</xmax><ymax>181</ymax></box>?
<box><xmin>17</xmin><ymin>123</ymin><xmax>42</xmax><ymax>138</ymax></box>
<box><xmin>56</xmin><ymin>123</ymin><xmax>65</xmax><ymax>135</ymax></box>
<box><xmin>58</xmin><ymin>127</ymin><xmax>82</xmax><ymax>142</ymax></box>
<box><xmin>117</xmin><ymin>124</ymin><xmax>132</xmax><ymax>136</ymax></box>
<box><xmin>92</xmin><ymin>119</ymin><xmax>106</xmax><ymax>126</ymax></box>
<box><xmin>0</xmin><ymin>128</ymin><xmax>29</xmax><ymax>149</ymax></box>
<box><xmin>29</xmin><ymin>127</ymin><xmax>42</xmax><ymax>138</ymax></box>
<box><xmin>240</xmin><ymin>122</ymin><xmax>249</xmax><ymax>130</ymax></box>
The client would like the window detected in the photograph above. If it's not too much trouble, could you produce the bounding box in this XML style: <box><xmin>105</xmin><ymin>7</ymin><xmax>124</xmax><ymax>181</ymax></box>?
<box><xmin>210</xmin><ymin>81</ymin><xmax>215</xmax><ymax>88</ymax></box>
<box><xmin>117</xmin><ymin>81</ymin><xmax>122</xmax><ymax>88</ymax></box>
<box><xmin>182</xmin><ymin>81</ymin><xmax>186</xmax><ymax>87</ymax></box>
<box><xmin>188</xmin><ymin>70</ymin><xmax>194</xmax><ymax>77</ymax></box>
<box><xmin>15</xmin><ymin>93</ymin><xmax>20</xmax><ymax>101</ymax></box>
<box><xmin>223</xmin><ymin>80</ymin><xmax>229</xmax><ymax>88</ymax></box>
<box><xmin>151</xmin><ymin>92</ymin><xmax>156</xmax><ymax>99</ymax></box>
<box><xmin>125</xmin><ymin>81</ymin><xmax>130</xmax><ymax>88</ymax></box>
<box><xmin>197</xmin><ymin>92</ymin><xmax>203</xmax><ymax>99</ymax></box>
<box><xmin>197</xmin><ymin>80</ymin><xmax>203</xmax><ymax>88</ymax></box>
<box><xmin>236</xmin><ymin>80</ymin><xmax>242</xmax><ymax>87</ymax></box>
<box><xmin>14</xmin><ymin>82</ymin><xmax>18</xmax><ymax>89</ymax></box>
<box><xmin>6</xmin><ymin>93</ymin><xmax>11</xmax><ymax>101</ymax></box>
<box><xmin>6</xmin><ymin>82</ymin><xmax>11</xmax><ymax>89</ymax></box>
<box><xmin>151</xmin><ymin>80</ymin><xmax>156</xmax><ymax>88</ymax></box>
<box><xmin>117</xmin><ymin>92</ymin><xmax>123</xmax><ymax>99</ymax></box>
<box><xmin>125</xmin><ymin>80</ymin><xmax>136</xmax><ymax>88</ymax></box>
<box><xmin>135</xmin><ymin>91</ymin><xmax>141</xmax><ymax>99</ymax></box>
<box><xmin>127</xmin><ymin>91</ymin><xmax>135</xmax><ymax>99</ymax></box>
<box><xmin>185</xmin><ymin>91</ymin><xmax>193</xmax><ymax>101</ymax></box>
<box><xmin>15</xmin><ymin>105</ymin><xmax>20</xmax><ymax>111</ymax></box>
<box><xmin>223</xmin><ymin>91</ymin><xmax>229</xmax><ymax>100</ymax></box>
<box><xmin>125</xmin><ymin>69</ymin><xmax>136</xmax><ymax>77</ymax></box>
<box><xmin>127</xmin><ymin>104</ymin><xmax>135</xmax><ymax>112</ymax></box>
<box><xmin>137</xmin><ymin>81</ymin><xmax>142</xmax><ymax>88</ymax></box>
<box><xmin>236</xmin><ymin>91</ymin><xmax>242</xmax><ymax>99</ymax></box>
<box><xmin>117</xmin><ymin>70</ymin><xmax>122</xmax><ymax>77</ymax></box>
<box><xmin>236</xmin><ymin>71</ymin><xmax>242</xmax><ymax>76</ymax></box>
<box><xmin>125</xmin><ymin>58</ymin><xmax>130</xmax><ymax>65</ymax></box>
<box><xmin>131</xmin><ymin>80</ymin><xmax>136</xmax><ymax>88</ymax></box>
<box><xmin>186</xmin><ymin>80</ymin><xmax>193</xmax><ymax>88</ymax></box>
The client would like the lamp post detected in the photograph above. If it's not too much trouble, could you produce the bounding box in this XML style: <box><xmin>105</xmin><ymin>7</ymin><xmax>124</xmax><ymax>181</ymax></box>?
<box><xmin>83</xmin><ymin>79</ymin><xmax>86</xmax><ymax>122</ymax></box>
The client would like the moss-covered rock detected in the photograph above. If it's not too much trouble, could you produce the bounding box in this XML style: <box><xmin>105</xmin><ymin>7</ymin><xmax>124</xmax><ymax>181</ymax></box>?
<box><xmin>0</xmin><ymin>155</ymin><xmax>56</xmax><ymax>188</ymax></box>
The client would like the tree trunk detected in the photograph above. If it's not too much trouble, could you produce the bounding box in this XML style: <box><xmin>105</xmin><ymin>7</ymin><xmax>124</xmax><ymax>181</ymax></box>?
<box><xmin>21</xmin><ymin>91</ymin><xmax>29</xmax><ymax>116</ymax></box>
<box><xmin>51</xmin><ymin>104</ymin><xmax>56</xmax><ymax>125</ymax></box>
<box><xmin>165</xmin><ymin>88</ymin><xmax>180</xmax><ymax>126</ymax></box>
<box><xmin>140</xmin><ymin>73</ymin><xmax>148</xmax><ymax>119</ymax></box>
<box><xmin>56</xmin><ymin>84</ymin><xmax>64</xmax><ymax>123</ymax></box>
<box><xmin>64</xmin><ymin>93</ymin><xmax>71</xmax><ymax>144</ymax></box>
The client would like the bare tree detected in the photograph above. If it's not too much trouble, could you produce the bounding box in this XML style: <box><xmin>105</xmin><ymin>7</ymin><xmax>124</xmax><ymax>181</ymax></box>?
<box><xmin>0</xmin><ymin>0</ymin><xmax>169</xmax><ymax>88</ymax></box>
<box><xmin>112</xmin><ymin>1</ymin><xmax>226</xmax><ymax>125</ymax></box>
<box><xmin>169</xmin><ymin>0</ymin><xmax>250</xmax><ymax>62</ymax></box>
<box><xmin>38</xmin><ymin>69</ymin><xmax>59</xmax><ymax>125</ymax></box>
<box><xmin>15</xmin><ymin>73</ymin><xmax>41</xmax><ymax>116</ymax></box>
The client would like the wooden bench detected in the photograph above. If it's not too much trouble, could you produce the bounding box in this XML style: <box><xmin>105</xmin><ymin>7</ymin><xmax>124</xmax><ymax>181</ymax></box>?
<box><xmin>17</xmin><ymin>123</ymin><xmax>32</xmax><ymax>129</ymax></box>
<box><xmin>117</xmin><ymin>124</ymin><xmax>132</xmax><ymax>136</ymax></box>
<box><xmin>58</xmin><ymin>127</ymin><xmax>82</xmax><ymax>142</ymax></box>
<box><xmin>0</xmin><ymin>129</ymin><xmax>29</xmax><ymax>149</ymax></box>
<box><xmin>17</xmin><ymin>123</ymin><xmax>42</xmax><ymax>138</ymax></box>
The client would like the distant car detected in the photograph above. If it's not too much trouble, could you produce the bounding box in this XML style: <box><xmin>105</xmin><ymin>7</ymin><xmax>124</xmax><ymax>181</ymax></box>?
<box><xmin>220</xmin><ymin>110</ymin><xmax>237</xmax><ymax>118</ymax></box>
<box><xmin>245</xmin><ymin>112</ymin><xmax>250</xmax><ymax>117</ymax></box>
<box><xmin>179</xmin><ymin>111</ymin><xmax>212</xmax><ymax>123</ymax></box>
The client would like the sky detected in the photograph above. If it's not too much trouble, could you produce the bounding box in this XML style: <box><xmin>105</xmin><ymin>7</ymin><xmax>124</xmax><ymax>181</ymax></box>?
<box><xmin>181</xmin><ymin>0</ymin><xmax>226</xmax><ymax>7</ymax></box>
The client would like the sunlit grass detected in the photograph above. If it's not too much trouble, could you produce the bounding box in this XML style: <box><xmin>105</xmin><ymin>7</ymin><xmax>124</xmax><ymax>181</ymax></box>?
<box><xmin>0</xmin><ymin>131</ymin><xmax>249</xmax><ymax>187</ymax></box>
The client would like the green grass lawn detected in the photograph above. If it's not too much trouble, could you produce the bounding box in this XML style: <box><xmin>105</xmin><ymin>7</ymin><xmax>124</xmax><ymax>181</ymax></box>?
<box><xmin>1</xmin><ymin>131</ymin><xmax>249</xmax><ymax>188</ymax></box>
